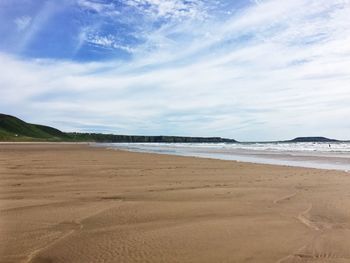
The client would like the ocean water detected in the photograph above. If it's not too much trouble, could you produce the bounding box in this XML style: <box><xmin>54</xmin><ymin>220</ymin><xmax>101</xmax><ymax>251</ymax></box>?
<box><xmin>98</xmin><ymin>142</ymin><xmax>350</xmax><ymax>171</ymax></box>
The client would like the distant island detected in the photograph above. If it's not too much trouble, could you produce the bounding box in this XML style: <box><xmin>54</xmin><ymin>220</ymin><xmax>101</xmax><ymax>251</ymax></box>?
<box><xmin>288</xmin><ymin>137</ymin><xmax>339</xmax><ymax>142</ymax></box>
<box><xmin>0</xmin><ymin>114</ymin><xmax>236</xmax><ymax>143</ymax></box>
<box><xmin>0</xmin><ymin>113</ymin><xmax>344</xmax><ymax>143</ymax></box>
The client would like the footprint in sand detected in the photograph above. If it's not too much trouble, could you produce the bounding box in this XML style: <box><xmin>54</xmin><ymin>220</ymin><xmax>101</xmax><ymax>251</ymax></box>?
<box><xmin>273</xmin><ymin>192</ymin><xmax>297</xmax><ymax>204</ymax></box>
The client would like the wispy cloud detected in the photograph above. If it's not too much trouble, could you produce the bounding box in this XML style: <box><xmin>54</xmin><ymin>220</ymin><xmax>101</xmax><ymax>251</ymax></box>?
<box><xmin>0</xmin><ymin>0</ymin><xmax>350</xmax><ymax>140</ymax></box>
<box><xmin>74</xmin><ymin>0</ymin><xmax>211</xmax><ymax>57</ymax></box>
<box><xmin>14</xmin><ymin>16</ymin><xmax>32</xmax><ymax>31</ymax></box>
<box><xmin>16</xmin><ymin>1</ymin><xmax>61</xmax><ymax>54</ymax></box>
<box><xmin>125</xmin><ymin>0</ymin><xmax>208</xmax><ymax>20</ymax></box>
<box><xmin>86</xmin><ymin>34</ymin><xmax>136</xmax><ymax>53</ymax></box>
<box><xmin>77</xmin><ymin>0</ymin><xmax>120</xmax><ymax>16</ymax></box>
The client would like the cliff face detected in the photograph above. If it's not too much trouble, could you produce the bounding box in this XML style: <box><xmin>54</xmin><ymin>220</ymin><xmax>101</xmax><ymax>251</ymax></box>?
<box><xmin>67</xmin><ymin>133</ymin><xmax>236</xmax><ymax>143</ymax></box>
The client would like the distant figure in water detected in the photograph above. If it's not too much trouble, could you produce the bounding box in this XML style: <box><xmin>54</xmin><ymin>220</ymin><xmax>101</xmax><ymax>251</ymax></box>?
<box><xmin>329</xmin><ymin>144</ymin><xmax>331</xmax><ymax>148</ymax></box>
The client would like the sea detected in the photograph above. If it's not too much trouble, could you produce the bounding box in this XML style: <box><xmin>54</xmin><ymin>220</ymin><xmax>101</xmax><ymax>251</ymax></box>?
<box><xmin>97</xmin><ymin>142</ymin><xmax>350</xmax><ymax>171</ymax></box>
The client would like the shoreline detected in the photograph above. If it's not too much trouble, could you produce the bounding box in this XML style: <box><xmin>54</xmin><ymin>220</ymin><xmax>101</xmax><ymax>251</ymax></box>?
<box><xmin>2</xmin><ymin>141</ymin><xmax>350</xmax><ymax>172</ymax></box>
<box><xmin>1</xmin><ymin>143</ymin><xmax>350</xmax><ymax>262</ymax></box>
<box><xmin>95</xmin><ymin>142</ymin><xmax>350</xmax><ymax>172</ymax></box>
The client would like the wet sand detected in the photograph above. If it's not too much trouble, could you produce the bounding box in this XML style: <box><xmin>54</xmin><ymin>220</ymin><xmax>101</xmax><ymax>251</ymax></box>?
<box><xmin>1</xmin><ymin>143</ymin><xmax>350</xmax><ymax>263</ymax></box>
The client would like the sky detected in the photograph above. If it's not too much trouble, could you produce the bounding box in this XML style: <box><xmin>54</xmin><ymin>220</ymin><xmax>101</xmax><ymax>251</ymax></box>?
<box><xmin>0</xmin><ymin>0</ymin><xmax>350</xmax><ymax>141</ymax></box>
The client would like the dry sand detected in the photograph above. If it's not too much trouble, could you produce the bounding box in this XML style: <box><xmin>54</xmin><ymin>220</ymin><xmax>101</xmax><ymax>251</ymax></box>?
<box><xmin>1</xmin><ymin>143</ymin><xmax>350</xmax><ymax>263</ymax></box>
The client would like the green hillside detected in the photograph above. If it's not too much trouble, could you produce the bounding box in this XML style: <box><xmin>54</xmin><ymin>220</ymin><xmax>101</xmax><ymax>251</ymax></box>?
<box><xmin>0</xmin><ymin>114</ymin><xmax>237</xmax><ymax>143</ymax></box>
<box><xmin>0</xmin><ymin>114</ymin><xmax>68</xmax><ymax>141</ymax></box>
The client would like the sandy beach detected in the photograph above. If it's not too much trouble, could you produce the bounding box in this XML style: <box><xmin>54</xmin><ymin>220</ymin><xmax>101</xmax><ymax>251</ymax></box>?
<box><xmin>1</xmin><ymin>143</ymin><xmax>350</xmax><ymax>263</ymax></box>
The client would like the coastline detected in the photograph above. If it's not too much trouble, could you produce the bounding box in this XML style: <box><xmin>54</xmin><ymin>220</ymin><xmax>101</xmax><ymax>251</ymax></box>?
<box><xmin>1</xmin><ymin>143</ymin><xmax>350</xmax><ymax>262</ymax></box>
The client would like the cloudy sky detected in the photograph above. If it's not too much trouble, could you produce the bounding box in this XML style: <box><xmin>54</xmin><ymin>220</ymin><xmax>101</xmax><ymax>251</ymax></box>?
<box><xmin>0</xmin><ymin>0</ymin><xmax>350</xmax><ymax>141</ymax></box>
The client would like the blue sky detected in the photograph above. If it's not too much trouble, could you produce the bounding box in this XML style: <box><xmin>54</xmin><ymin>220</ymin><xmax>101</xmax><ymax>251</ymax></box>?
<box><xmin>0</xmin><ymin>0</ymin><xmax>350</xmax><ymax>141</ymax></box>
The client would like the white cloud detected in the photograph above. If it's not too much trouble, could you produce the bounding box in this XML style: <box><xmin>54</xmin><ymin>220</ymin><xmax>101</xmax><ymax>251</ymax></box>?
<box><xmin>77</xmin><ymin>0</ymin><xmax>119</xmax><ymax>15</ymax></box>
<box><xmin>125</xmin><ymin>0</ymin><xmax>208</xmax><ymax>20</ymax></box>
<box><xmin>14</xmin><ymin>16</ymin><xmax>32</xmax><ymax>31</ymax></box>
<box><xmin>1</xmin><ymin>0</ymin><xmax>350</xmax><ymax>140</ymax></box>
<box><xmin>86</xmin><ymin>34</ymin><xmax>136</xmax><ymax>53</ymax></box>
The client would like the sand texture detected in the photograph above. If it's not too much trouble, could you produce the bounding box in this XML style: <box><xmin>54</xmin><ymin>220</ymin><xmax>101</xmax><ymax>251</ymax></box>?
<box><xmin>1</xmin><ymin>144</ymin><xmax>350</xmax><ymax>263</ymax></box>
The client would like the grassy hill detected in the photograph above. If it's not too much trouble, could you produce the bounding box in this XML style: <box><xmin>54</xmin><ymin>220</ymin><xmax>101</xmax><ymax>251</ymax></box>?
<box><xmin>0</xmin><ymin>114</ymin><xmax>69</xmax><ymax>141</ymax></box>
